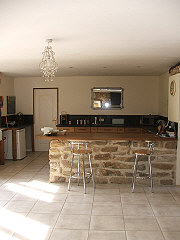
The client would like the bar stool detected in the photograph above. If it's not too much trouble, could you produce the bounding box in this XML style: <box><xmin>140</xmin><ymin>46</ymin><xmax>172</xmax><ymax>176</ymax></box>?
<box><xmin>68</xmin><ymin>142</ymin><xmax>95</xmax><ymax>194</ymax></box>
<box><xmin>132</xmin><ymin>140</ymin><xmax>154</xmax><ymax>193</ymax></box>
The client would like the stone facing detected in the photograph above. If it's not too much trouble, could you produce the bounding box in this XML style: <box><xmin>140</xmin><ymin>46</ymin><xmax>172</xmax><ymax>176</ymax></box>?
<box><xmin>49</xmin><ymin>140</ymin><xmax>177</xmax><ymax>185</ymax></box>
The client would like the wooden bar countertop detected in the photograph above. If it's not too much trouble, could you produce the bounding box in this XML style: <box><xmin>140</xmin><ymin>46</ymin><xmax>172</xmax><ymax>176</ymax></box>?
<box><xmin>37</xmin><ymin>133</ymin><xmax>177</xmax><ymax>141</ymax></box>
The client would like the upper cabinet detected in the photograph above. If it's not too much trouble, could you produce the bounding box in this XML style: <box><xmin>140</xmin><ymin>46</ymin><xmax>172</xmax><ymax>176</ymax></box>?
<box><xmin>168</xmin><ymin>73</ymin><xmax>180</xmax><ymax>122</ymax></box>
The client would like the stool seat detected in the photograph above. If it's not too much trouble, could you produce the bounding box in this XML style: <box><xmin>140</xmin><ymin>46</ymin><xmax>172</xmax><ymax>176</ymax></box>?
<box><xmin>134</xmin><ymin>149</ymin><xmax>151</xmax><ymax>155</ymax></box>
<box><xmin>73</xmin><ymin>149</ymin><xmax>92</xmax><ymax>155</ymax></box>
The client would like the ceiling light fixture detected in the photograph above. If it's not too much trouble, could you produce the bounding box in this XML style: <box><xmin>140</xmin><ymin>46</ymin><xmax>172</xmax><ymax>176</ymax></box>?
<box><xmin>39</xmin><ymin>39</ymin><xmax>58</xmax><ymax>82</ymax></box>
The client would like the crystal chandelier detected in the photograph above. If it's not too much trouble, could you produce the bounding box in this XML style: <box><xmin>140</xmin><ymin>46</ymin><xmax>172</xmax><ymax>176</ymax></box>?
<box><xmin>39</xmin><ymin>39</ymin><xmax>58</xmax><ymax>82</ymax></box>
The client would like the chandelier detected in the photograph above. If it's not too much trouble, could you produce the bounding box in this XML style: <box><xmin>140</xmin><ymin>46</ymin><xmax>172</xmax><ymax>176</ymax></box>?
<box><xmin>39</xmin><ymin>39</ymin><xmax>58</xmax><ymax>82</ymax></box>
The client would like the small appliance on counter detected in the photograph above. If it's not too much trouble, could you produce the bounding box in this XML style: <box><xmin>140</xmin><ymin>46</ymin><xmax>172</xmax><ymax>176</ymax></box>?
<box><xmin>41</xmin><ymin>127</ymin><xmax>53</xmax><ymax>135</ymax></box>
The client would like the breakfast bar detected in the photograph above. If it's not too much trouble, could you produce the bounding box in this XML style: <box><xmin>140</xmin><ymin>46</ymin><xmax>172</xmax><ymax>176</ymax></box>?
<box><xmin>37</xmin><ymin>132</ymin><xmax>177</xmax><ymax>185</ymax></box>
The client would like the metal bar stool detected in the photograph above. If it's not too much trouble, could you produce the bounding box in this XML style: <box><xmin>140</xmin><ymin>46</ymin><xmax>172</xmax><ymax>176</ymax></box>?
<box><xmin>68</xmin><ymin>142</ymin><xmax>95</xmax><ymax>194</ymax></box>
<box><xmin>132</xmin><ymin>140</ymin><xmax>154</xmax><ymax>193</ymax></box>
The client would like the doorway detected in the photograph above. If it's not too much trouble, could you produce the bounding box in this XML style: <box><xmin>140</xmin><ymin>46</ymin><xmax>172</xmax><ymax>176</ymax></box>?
<box><xmin>33</xmin><ymin>88</ymin><xmax>58</xmax><ymax>151</ymax></box>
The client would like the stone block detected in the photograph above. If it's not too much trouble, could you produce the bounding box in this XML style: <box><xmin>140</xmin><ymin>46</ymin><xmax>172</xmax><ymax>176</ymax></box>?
<box><xmin>95</xmin><ymin>177</ymin><xmax>108</xmax><ymax>184</ymax></box>
<box><xmin>98</xmin><ymin>169</ymin><xmax>123</xmax><ymax>176</ymax></box>
<box><xmin>94</xmin><ymin>153</ymin><xmax>111</xmax><ymax>160</ymax></box>
<box><xmin>101</xmin><ymin>146</ymin><xmax>118</xmax><ymax>152</ymax></box>
<box><xmin>109</xmin><ymin>177</ymin><xmax>131</xmax><ymax>184</ymax></box>
<box><xmin>152</xmin><ymin>163</ymin><xmax>174</xmax><ymax>170</ymax></box>
<box><xmin>157</xmin><ymin>155</ymin><xmax>176</xmax><ymax>162</ymax></box>
<box><xmin>102</xmin><ymin>161</ymin><xmax>133</xmax><ymax>169</ymax></box>
<box><xmin>165</xmin><ymin>142</ymin><xmax>177</xmax><ymax>149</ymax></box>
<box><xmin>112</xmin><ymin>141</ymin><xmax>130</xmax><ymax>146</ymax></box>
<box><xmin>160</xmin><ymin>179</ymin><xmax>173</xmax><ymax>185</ymax></box>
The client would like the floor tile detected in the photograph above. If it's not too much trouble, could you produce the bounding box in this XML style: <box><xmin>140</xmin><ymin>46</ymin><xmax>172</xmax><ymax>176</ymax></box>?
<box><xmin>12</xmin><ymin>228</ymin><xmax>52</xmax><ymax>240</ymax></box>
<box><xmin>94</xmin><ymin>194</ymin><xmax>120</xmax><ymax>202</ymax></box>
<box><xmin>27</xmin><ymin>212</ymin><xmax>59</xmax><ymax>227</ymax></box>
<box><xmin>152</xmin><ymin>204</ymin><xmax>180</xmax><ymax>216</ymax></box>
<box><xmin>121</xmin><ymin>193</ymin><xmax>149</xmax><ymax>204</ymax></box>
<box><xmin>126</xmin><ymin>231</ymin><xmax>164</xmax><ymax>240</ymax></box>
<box><xmin>95</xmin><ymin>188</ymin><xmax>120</xmax><ymax>195</ymax></box>
<box><xmin>122</xmin><ymin>204</ymin><xmax>154</xmax><ymax>216</ymax></box>
<box><xmin>49</xmin><ymin>229</ymin><xmax>88</xmax><ymax>240</ymax></box>
<box><xmin>124</xmin><ymin>216</ymin><xmax>160</xmax><ymax>231</ymax></box>
<box><xmin>92</xmin><ymin>202</ymin><xmax>122</xmax><ymax>216</ymax></box>
<box><xmin>4</xmin><ymin>200</ymin><xmax>36</xmax><ymax>213</ymax></box>
<box><xmin>120</xmin><ymin>185</ymin><xmax>144</xmax><ymax>193</ymax></box>
<box><xmin>90</xmin><ymin>215</ymin><xmax>124</xmax><ymax>231</ymax></box>
<box><xmin>146</xmin><ymin>193</ymin><xmax>177</xmax><ymax>205</ymax></box>
<box><xmin>62</xmin><ymin>203</ymin><xmax>92</xmax><ymax>215</ymax></box>
<box><xmin>55</xmin><ymin>214</ymin><xmax>91</xmax><ymax>229</ymax></box>
<box><xmin>30</xmin><ymin>201</ymin><xmax>64</xmax><ymax>213</ymax></box>
<box><xmin>163</xmin><ymin>231</ymin><xmax>180</xmax><ymax>240</ymax></box>
<box><xmin>66</xmin><ymin>194</ymin><xmax>93</xmax><ymax>203</ymax></box>
<box><xmin>157</xmin><ymin>217</ymin><xmax>180</xmax><ymax>231</ymax></box>
<box><xmin>88</xmin><ymin>230</ymin><xmax>126</xmax><ymax>240</ymax></box>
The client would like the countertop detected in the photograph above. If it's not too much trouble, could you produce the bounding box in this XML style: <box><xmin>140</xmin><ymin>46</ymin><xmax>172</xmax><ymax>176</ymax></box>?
<box><xmin>36</xmin><ymin>132</ymin><xmax>177</xmax><ymax>141</ymax></box>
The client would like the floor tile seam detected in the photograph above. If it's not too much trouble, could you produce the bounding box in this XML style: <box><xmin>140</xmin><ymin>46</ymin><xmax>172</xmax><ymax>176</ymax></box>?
<box><xmin>48</xmin><ymin>189</ymin><xmax>69</xmax><ymax>240</ymax></box>
<box><xmin>168</xmin><ymin>188</ymin><xmax>180</xmax><ymax>205</ymax></box>
<box><xmin>87</xmin><ymin>185</ymin><xmax>95</xmax><ymax>240</ymax></box>
<box><xmin>146</xmin><ymin>192</ymin><xmax>166</xmax><ymax>240</ymax></box>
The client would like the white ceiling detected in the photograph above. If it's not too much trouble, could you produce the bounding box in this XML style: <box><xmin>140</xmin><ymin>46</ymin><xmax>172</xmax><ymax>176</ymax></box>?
<box><xmin>0</xmin><ymin>0</ymin><xmax>180</xmax><ymax>77</ymax></box>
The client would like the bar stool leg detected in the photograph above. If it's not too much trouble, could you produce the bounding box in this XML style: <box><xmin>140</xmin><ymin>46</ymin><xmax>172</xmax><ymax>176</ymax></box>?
<box><xmin>132</xmin><ymin>154</ymin><xmax>138</xmax><ymax>193</ymax></box>
<box><xmin>68</xmin><ymin>154</ymin><xmax>74</xmax><ymax>191</ymax></box>
<box><xmin>82</xmin><ymin>155</ymin><xmax>86</xmax><ymax>194</ymax></box>
<box><xmin>78</xmin><ymin>155</ymin><xmax>80</xmax><ymax>186</ymax></box>
<box><xmin>89</xmin><ymin>153</ymin><xmax>95</xmax><ymax>188</ymax></box>
<box><xmin>148</xmin><ymin>155</ymin><xmax>153</xmax><ymax>193</ymax></box>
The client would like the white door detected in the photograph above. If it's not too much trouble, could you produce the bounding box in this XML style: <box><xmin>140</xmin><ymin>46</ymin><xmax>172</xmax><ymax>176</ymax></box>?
<box><xmin>34</xmin><ymin>89</ymin><xmax>58</xmax><ymax>151</ymax></box>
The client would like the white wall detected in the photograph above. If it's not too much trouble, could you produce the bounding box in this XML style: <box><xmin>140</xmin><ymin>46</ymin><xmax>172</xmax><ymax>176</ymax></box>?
<box><xmin>0</xmin><ymin>74</ymin><xmax>14</xmax><ymax>116</ymax></box>
<box><xmin>14</xmin><ymin>76</ymin><xmax>159</xmax><ymax>116</ymax></box>
<box><xmin>158</xmin><ymin>72</ymin><xmax>169</xmax><ymax>117</ymax></box>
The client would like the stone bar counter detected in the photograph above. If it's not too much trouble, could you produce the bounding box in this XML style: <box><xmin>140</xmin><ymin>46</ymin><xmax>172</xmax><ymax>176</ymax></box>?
<box><xmin>37</xmin><ymin>133</ymin><xmax>177</xmax><ymax>185</ymax></box>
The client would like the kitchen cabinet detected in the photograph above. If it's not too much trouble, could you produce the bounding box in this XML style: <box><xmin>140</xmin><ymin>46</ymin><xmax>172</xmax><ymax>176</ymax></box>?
<box><xmin>97</xmin><ymin>127</ymin><xmax>117</xmax><ymax>133</ymax></box>
<box><xmin>74</xmin><ymin>127</ymin><xmax>91</xmax><ymax>133</ymax></box>
<box><xmin>125</xmin><ymin>128</ymin><xmax>142</xmax><ymax>133</ymax></box>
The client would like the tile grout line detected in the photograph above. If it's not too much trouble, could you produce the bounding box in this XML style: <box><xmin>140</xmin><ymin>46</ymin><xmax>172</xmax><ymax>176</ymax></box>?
<box><xmin>87</xmin><ymin>183</ymin><xmax>95</xmax><ymax>240</ymax></box>
<box><xmin>47</xmin><ymin>186</ymin><xmax>69</xmax><ymax>240</ymax></box>
<box><xmin>145</xmin><ymin>189</ymin><xmax>166</xmax><ymax>240</ymax></box>
<box><xmin>120</xmin><ymin>184</ymin><xmax>128</xmax><ymax>240</ymax></box>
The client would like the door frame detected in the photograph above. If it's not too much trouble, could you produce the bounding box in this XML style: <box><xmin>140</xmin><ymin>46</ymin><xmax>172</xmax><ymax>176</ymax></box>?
<box><xmin>33</xmin><ymin>88</ymin><xmax>59</xmax><ymax>150</ymax></box>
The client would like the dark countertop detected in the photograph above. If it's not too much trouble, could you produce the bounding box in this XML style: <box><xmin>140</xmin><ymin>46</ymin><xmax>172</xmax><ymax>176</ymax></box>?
<box><xmin>37</xmin><ymin>132</ymin><xmax>177</xmax><ymax>141</ymax></box>
<box><xmin>57</xmin><ymin>124</ymin><xmax>139</xmax><ymax>128</ymax></box>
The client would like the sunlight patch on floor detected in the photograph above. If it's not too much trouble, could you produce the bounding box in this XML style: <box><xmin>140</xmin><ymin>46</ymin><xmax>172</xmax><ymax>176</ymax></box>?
<box><xmin>4</xmin><ymin>183</ymin><xmax>55</xmax><ymax>202</ymax></box>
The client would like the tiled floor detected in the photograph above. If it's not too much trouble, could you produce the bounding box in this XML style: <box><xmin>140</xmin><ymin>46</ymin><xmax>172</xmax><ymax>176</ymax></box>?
<box><xmin>0</xmin><ymin>152</ymin><xmax>180</xmax><ymax>240</ymax></box>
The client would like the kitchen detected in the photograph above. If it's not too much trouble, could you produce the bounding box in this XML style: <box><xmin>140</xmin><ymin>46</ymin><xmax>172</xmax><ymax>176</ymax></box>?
<box><xmin>1</xmin><ymin>1</ymin><xmax>180</xmax><ymax>239</ymax></box>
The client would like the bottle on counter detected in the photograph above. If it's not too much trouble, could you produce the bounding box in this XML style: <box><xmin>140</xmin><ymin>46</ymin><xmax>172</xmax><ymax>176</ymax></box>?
<box><xmin>77</xmin><ymin>120</ymin><xmax>79</xmax><ymax>125</ymax></box>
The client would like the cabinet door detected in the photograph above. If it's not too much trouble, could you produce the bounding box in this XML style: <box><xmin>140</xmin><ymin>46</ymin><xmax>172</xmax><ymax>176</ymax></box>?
<box><xmin>117</xmin><ymin>127</ymin><xmax>125</xmax><ymax>133</ymax></box>
<box><xmin>57</xmin><ymin>127</ymin><xmax>75</xmax><ymax>133</ymax></box>
<box><xmin>97</xmin><ymin>127</ymin><xmax>117</xmax><ymax>133</ymax></box>
<box><xmin>125</xmin><ymin>128</ymin><xmax>141</xmax><ymax>133</ymax></box>
<box><xmin>74</xmin><ymin>127</ymin><xmax>91</xmax><ymax>133</ymax></box>
<box><xmin>91</xmin><ymin>127</ymin><xmax>98</xmax><ymax>133</ymax></box>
